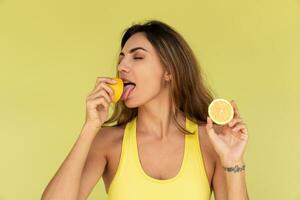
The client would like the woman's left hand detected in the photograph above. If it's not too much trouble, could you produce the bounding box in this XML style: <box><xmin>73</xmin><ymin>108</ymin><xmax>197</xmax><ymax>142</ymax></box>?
<box><xmin>206</xmin><ymin>100</ymin><xmax>248</xmax><ymax>165</ymax></box>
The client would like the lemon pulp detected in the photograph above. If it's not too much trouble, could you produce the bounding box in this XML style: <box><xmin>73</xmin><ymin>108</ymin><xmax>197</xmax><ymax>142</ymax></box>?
<box><xmin>208</xmin><ymin>98</ymin><xmax>234</xmax><ymax>125</ymax></box>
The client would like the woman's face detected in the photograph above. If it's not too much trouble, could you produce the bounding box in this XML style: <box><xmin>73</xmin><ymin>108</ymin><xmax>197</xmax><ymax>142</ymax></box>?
<box><xmin>117</xmin><ymin>32</ymin><xmax>170</xmax><ymax>107</ymax></box>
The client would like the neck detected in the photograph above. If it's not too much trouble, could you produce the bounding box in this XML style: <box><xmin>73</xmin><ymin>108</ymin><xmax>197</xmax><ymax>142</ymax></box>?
<box><xmin>136</xmin><ymin>103</ymin><xmax>185</xmax><ymax>140</ymax></box>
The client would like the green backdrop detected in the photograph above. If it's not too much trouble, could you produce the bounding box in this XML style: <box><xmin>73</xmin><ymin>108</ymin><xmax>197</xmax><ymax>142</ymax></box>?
<box><xmin>1</xmin><ymin>0</ymin><xmax>299</xmax><ymax>199</ymax></box>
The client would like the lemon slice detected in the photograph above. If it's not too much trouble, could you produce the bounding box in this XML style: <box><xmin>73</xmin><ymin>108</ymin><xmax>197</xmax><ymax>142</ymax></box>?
<box><xmin>108</xmin><ymin>78</ymin><xmax>124</xmax><ymax>103</ymax></box>
<box><xmin>208</xmin><ymin>98</ymin><xmax>234</xmax><ymax>125</ymax></box>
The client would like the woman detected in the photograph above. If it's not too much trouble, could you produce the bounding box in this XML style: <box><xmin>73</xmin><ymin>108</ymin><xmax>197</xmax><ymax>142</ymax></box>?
<box><xmin>42</xmin><ymin>20</ymin><xmax>249</xmax><ymax>200</ymax></box>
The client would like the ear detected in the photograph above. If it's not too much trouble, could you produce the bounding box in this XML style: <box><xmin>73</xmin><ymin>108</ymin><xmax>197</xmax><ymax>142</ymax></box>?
<box><xmin>164</xmin><ymin>71</ymin><xmax>172</xmax><ymax>81</ymax></box>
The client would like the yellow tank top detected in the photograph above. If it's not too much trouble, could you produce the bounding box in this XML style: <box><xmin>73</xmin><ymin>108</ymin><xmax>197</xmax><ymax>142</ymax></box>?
<box><xmin>107</xmin><ymin>116</ymin><xmax>212</xmax><ymax>200</ymax></box>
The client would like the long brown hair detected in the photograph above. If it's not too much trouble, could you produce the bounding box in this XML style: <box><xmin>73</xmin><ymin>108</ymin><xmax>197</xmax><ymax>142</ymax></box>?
<box><xmin>102</xmin><ymin>20</ymin><xmax>215</xmax><ymax>135</ymax></box>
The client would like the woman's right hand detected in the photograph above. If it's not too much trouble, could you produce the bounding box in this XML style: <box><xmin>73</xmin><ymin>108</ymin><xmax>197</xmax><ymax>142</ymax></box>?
<box><xmin>84</xmin><ymin>77</ymin><xmax>116</xmax><ymax>129</ymax></box>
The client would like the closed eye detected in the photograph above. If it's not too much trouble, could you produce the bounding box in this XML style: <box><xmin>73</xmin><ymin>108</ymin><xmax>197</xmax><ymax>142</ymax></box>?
<box><xmin>117</xmin><ymin>57</ymin><xmax>143</xmax><ymax>64</ymax></box>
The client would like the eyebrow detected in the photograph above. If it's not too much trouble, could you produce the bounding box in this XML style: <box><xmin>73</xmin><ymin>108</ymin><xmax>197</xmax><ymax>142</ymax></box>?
<box><xmin>119</xmin><ymin>47</ymin><xmax>148</xmax><ymax>57</ymax></box>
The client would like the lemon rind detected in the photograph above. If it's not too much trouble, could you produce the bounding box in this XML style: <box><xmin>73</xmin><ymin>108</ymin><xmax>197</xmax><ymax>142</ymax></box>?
<box><xmin>111</xmin><ymin>78</ymin><xmax>124</xmax><ymax>103</ymax></box>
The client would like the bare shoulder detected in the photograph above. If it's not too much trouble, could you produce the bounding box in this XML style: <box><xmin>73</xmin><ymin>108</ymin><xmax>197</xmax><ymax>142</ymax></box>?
<box><xmin>90</xmin><ymin>124</ymin><xmax>126</xmax><ymax>158</ymax></box>
<box><xmin>197</xmin><ymin>123</ymin><xmax>224</xmax><ymax>164</ymax></box>
<box><xmin>95</xmin><ymin>124</ymin><xmax>125</xmax><ymax>142</ymax></box>
<box><xmin>192</xmin><ymin>122</ymin><xmax>222</xmax><ymax>187</ymax></box>
<box><xmin>76</xmin><ymin>124</ymin><xmax>126</xmax><ymax>199</ymax></box>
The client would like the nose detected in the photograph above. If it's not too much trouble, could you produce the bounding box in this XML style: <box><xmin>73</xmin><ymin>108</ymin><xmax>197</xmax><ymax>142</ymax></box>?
<box><xmin>117</xmin><ymin>64</ymin><xmax>130</xmax><ymax>73</ymax></box>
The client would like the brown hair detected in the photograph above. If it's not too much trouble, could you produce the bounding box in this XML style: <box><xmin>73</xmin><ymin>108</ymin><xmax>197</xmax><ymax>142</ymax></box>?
<box><xmin>102</xmin><ymin>19</ymin><xmax>215</xmax><ymax>135</ymax></box>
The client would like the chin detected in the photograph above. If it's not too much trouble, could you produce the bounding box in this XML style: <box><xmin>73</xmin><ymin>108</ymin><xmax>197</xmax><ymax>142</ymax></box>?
<box><xmin>123</xmin><ymin>93</ymin><xmax>155</xmax><ymax>108</ymax></box>
<box><xmin>123</xmin><ymin>99</ymin><xmax>140</xmax><ymax>108</ymax></box>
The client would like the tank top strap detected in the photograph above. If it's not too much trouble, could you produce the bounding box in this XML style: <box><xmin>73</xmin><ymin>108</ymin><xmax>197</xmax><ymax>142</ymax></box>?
<box><xmin>185</xmin><ymin>117</ymin><xmax>200</xmax><ymax>155</ymax></box>
<box><xmin>121</xmin><ymin>116</ymin><xmax>137</xmax><ymax>162</ymax></box>
<box><xmin>107</xmin><ymin>117</ymin><xmax>135</xmax><ymax>195</ymax></box>
<box><xmin>185</xmin><ymin>117</ymin><xmax>211</xmax><ymax>190</ymax></box>
<box><xmin>186</xmin><ymin>117</ymin><xmax>198</xmax><ymax>134</ymax></box>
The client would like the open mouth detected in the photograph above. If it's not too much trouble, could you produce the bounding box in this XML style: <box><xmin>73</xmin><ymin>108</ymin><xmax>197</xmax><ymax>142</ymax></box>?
<box><xmin>123</xmin><ymin>81</ymin><xmax>136</xmax><ymax>87</ymax></box>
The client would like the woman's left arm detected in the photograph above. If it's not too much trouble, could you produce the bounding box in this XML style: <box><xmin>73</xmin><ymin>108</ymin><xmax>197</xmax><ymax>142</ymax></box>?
<box><xmin>206</xmin><ymin>100</ymin><xmax>249</xmax><ymax>200</ymax></box>
<box><xmin>222</xmin><ymin>159</ymin><xmax>249</xmax><ymax>200</ymax></box>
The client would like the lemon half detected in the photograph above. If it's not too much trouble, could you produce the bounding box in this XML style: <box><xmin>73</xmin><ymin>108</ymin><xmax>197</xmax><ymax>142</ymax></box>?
<box><xmin>108</xmin><ymin>78</ymin><xmax>124</xmax><ymax>103</ymax></box>
<box><xmin>208</xmin><ymin>98</ymin><xmax>234</xmax><ymax>125</ymax></box>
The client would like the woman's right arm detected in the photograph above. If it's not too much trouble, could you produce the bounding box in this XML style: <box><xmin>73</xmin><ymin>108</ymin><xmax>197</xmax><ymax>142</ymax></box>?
<box><xmin>41</xmin><ymin>77</ymin><xmax>117</xmax><ymax>200</ymax></box>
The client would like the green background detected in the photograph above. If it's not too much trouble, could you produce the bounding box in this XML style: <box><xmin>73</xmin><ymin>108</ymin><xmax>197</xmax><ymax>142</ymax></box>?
<box><xmin>1</xmin><ymin>0</ymin><xmax>299</xmax><ymax>199</ymax></box>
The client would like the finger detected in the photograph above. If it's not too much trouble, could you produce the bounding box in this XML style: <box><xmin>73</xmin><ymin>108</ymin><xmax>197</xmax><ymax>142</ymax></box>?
<box><xmin>241</xmin><ymin>131</ymin><xmax>249</xmax><ymax>140</ymax></box>
<box><xmin>230</xmin><ymin>100</ymin><xmax>241</xmax><ymax>118</ymax></box>
<box><xmin>92</xmin><ymin>82</ymin><xmax>115</xmax><ymax>98</ymax></box>
<box><xmin>92</xmin><ymin>96</ymin><xmax>110</xmax><ymax>111</ymax></box>
<box><xmin>89</xmin><ymin>89</ymin><xmax>113</xmax><ymax>103</ymax></box>
<box><xmin>235</xmin><ymin>129</ymin><xmax>248</xmax><ymax>141</ymax></box>
<box><xmin>231</xmin><ymin>130</ymin><xmax>248</xmax><ymax>141</ymax></box>
<box><xmin>206</xmin><ymin>117</ymin><xmax>218</xmax><ymax>139</ymax></box>
<box><xmin>206</xmin><ymin>116</ymin><xmax>213</xmax><ymax>129</ymax></box>
<box><xmin>86</xmin><ymin>96</ymin><xmax>109</xmax><ymax>111</ymax></box>
<box><xmin>94</xmin><ymin>77</ymin><xmax>117</xmax><ymax>91</ymax></box>
<box><xmin>97</xmin><ymin>97</ymin><xmax>110</xmax><ymax>111</ymax></box>
<box><xmin>240</xmin><ymin>126</ymin><xmax>248</xmax><ymax>135</ymax></box>
<box><xmin>228</xmin><ymin>118</ymin><xmax>242</xmax><ymax>127</ymax></box>
<box><xmin>96</xmin><ymin>77</ymin><xmax>117</xmax><ymax>84</ymax></box>
<box><xmin>232</xmin><ymin>123</ymin><xmax>247</xmax><ymax>133</ymax></box>
<box><xmin>95</xmin><ymin>77</ymin><xmax>117</xmax><ymax>85</ymax></box>
<box><xmin>230</xmin><ymin>130</ymin><xmax>242</xmax><ymax>139</ymax></box>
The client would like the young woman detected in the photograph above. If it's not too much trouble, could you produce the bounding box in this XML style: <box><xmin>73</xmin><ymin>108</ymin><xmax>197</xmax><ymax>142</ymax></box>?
<box><xmin>42</xmin><ymin>20</ymin><xmax>249</xmax><ymax>200</ymax></box>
